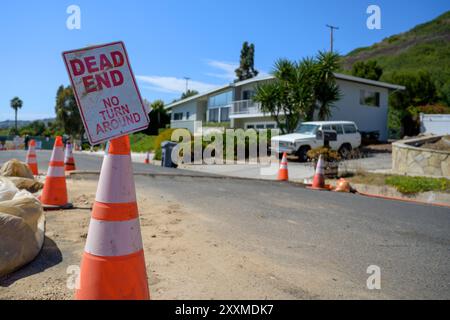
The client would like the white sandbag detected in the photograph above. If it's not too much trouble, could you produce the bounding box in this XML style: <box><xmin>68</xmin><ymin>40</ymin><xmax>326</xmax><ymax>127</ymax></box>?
<box><xmin>0</xmin><ymin>193</ymin><xmax>45</xmax><ymax>277</ymax></box>
<box><xmin>0</xmin><ymin>176</ymin><xmax>19</xmax><ymax>202</ymax></box>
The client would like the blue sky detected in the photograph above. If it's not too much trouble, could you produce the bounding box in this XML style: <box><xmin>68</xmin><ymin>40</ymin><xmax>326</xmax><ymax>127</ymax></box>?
<box><xmin>0</xmin><ymin>0</ymin><xmax>449</xmax><ymax>121</ymax></box>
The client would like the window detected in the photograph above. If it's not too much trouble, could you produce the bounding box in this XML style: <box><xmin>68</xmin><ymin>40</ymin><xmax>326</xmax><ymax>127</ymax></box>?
<box><xmin>360</xmin><ymin>90</ymin><xmax>380</xmax><ymax>107</ymax></box>
<box><xmin>296</xmin><ymin>124</ymin><xmax>319</xmax><ymax>134</ymax></box>
<box><xmin>186</xmin><ymin>112</ymin><xmax>190</xmax><ymax>120</ymax></box>
<box><xmin>208</xmin><ymin>90</ymin><xmax>233</xmax><ymax>108</ymax></box>
<box><xmin>220</xmin><ymin>107</ymin><xmax>230</xmax><ymax>122</ymax></box>
<box><xmin>331</xmin><ymin>124</ymin><xmax>343</xmax><ymax>135</ymax></box>
<box><xmin>343</xmin><ymin>124</ymin><xmax>357</xmax><ymax>134</ymax></box>
<box><xmin>209</xmin><ymin>109</ymin><xmax>219</xmax><ymax>122</ymax></box>
<box><xmin>321</xmin><ymin>125</ymin><xmax>331</xmax><ymax>130</ymax></box>
<box><xmin>245</xmin><ymin>122</ymin><xmax>277</xmax><ymax>129</ymax></box>
<box><xmin>242</xmin><ymin>90</ymin><xmax>255</xmax><ymax>100</ymax></box>
<box><xmin>173</xmin><ymin>112</ymin><xmax>183</xmax><ymax>120</ymax></box>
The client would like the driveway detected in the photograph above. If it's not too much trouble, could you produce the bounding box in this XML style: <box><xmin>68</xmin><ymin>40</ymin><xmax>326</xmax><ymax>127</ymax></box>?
<box><xmin>179</xmin><ymin>152</ymin><xmax>392</xmax><ymax>182</ymax></box>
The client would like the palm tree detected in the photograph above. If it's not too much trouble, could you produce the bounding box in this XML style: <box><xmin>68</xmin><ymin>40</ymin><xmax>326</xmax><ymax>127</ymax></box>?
<box><xmin>311</xmin><ymin>51</ymin><xmax>342</xmax><ymax>121</ymax></box>
<box><xmin>254</xmin><ymin>58</ymin><xmax>316</xmax><ymax>133</ymax></box>
<box><xmin>254</xmin><ymin>52</ymin><xmax>342</xmax><ymax>133</ymax></box>
<box><xmin>10</xmin><ymin>97</ymin><xmax>23</xmax><ymax>133</ymax></box>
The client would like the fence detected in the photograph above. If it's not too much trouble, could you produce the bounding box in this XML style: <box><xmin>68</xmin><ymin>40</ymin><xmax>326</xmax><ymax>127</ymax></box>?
<box><xmin>0</xmin><ymin>136</ymin><xmax>56</xmax><ymax>150</ymax></box>
<box><xmin>420</xmin><ymin>114</ymin><xmax>450</xmax><ymax>135</ymax></box>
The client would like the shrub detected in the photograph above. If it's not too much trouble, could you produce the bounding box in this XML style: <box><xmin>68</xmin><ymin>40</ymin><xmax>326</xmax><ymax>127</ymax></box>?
<box><xmin>202</xmin><ymin>122</ymin><xmax>231</xmax><ymax>128</ymax></box>
<box><xmin>129</xmin><ymin>133</ymin><xmax>156</xmax><ymax>153</ymax></box>
<box><xmin>153</xmin><ymin>128</ymin><xmax>190</xmax><ymax>160</ymax></box>
<box><xmin>157</xmin><ymin>129</ymin><xmax>273</xmax><ymax>163</ymax></box>
<box><xmin>306</xmin><ymin>147</ymin><xmax>341</xmax><ymax>162</ymax></box>
<box><xmin>385</xmin><ymin>176</ymin><xmax>450</xmax><ymax>194</ymax></box>
<box><xmin>408</xmin><ymin>104</ymin><xmax>450</xmax><ymax>117</ymax></box>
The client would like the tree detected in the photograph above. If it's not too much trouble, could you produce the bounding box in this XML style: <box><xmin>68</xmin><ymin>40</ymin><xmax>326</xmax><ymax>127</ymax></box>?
<box><xmin>253</xmin><ymin>52</ymin><xmax>341</xmax><ymax>133</ymax></box>
<box><xmin>235</xmin><ymin>41</ymin><xmax>259</xmax><ymax>82</ymax></box>
<box><xmin>19</xmin><ymin>120</ymin><xmax>46</xmax><ymax>136</ymax></box>
<box><xmin>10</xmin><ymin>97</ymin><xmax>23</xmax><ymax>133</ymax></box>
<box><xmin>254</xmin><ymin>58</ymin><xmax>314</xmax><ymax>134</ymax></box>
<box><xmin>145</xmin><ymin>100</ymin><xmax>170</xmax><ymax>135</ymax></box>
<box><xmin>55</xmin><ymin>85</ymin><xmax>84</xmax><ymax>138</ymax></box>
<box><xmin>385</xmin><ymin>70</ymin><xmax>438</xmax><ymax>136</ymax></box>
<box><xmin>181</xmin><ymin>89</ymin><xmax>199</xmax><ymax>100</ymax></box>
<box><xmin>309</xmin><ymin>51</ymin><xmax>342</xmax><ymax>121</ymax></box>
<box><xmin>351</xmin><ymin>60</ymin><xmax>383</xmax><ymax>81</ymax></box>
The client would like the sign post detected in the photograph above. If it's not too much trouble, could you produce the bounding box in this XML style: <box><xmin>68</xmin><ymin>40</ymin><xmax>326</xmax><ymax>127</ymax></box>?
<box><xmin>62</xmin><ymin>41</ymin><xmax>149</xmax><ymax>145</ymax></box>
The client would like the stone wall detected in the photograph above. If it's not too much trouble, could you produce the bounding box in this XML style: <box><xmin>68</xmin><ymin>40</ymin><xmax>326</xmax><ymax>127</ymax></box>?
<box><xmin>392</xmin><ymin>136</ymin><xmax>450</xmax><ymax>178</ymax></box>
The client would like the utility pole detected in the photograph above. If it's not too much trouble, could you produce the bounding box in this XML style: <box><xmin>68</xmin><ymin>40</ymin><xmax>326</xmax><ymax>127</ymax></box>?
<box><xmin>326</xmin><ymin>24</ymin><xmax>339</xmax><ymax>53</ymax></box>
<box><xmin>183</xmin><ymin>77</ymin><xmax>190</xmax><ymax>93</ymax></box>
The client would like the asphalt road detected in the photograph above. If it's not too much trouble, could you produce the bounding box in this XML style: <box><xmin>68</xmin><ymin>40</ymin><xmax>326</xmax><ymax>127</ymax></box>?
<box><xmin>0</xmin><ymin>150</ymin><xmax>214</xmax><ymax>176</ymax></box>
<box><xmin>1</xmin><ymin>150</ymin><xmax>449</xmax><ymax>299</ymax></box>
<box><xmin>137</xmin><ymin>175</ymin><xmax>450</xmax><ymax>299</ymax></box>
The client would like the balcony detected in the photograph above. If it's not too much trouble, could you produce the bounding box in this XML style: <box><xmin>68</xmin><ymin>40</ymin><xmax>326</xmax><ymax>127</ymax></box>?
<box><xmin>230</xmin><ymin>100</ymin><xmax>266</xmax><ymax>118</ymax></box>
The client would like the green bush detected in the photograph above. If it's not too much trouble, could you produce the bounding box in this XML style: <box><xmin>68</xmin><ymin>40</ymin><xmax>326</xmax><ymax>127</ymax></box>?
<box><xmin>153</xmin><ymin>128</ymin><xmax>188</xmax><ymax>160</ymax></box>
<box><xmin>193</xmin><ymin>130</ymin><xmax>272</xmax><ymax>162</ymax></box>
<box><xmin>129</xmin><ymin>133</ymin><xmax>156</xmax><ymax>152</ymax></box>
<box><xmin>385</xmin><ymin>175</ymin><xmax>450</xmax><ymax>194</ymax></box>
<box><xmin>202</xmin><ymin>122</ymin><xmax>231</xmax><ymax>128</ymax></box>
<box><xmin>307</xmin><ymin>147</ymin><xmax>341</xmax><ymax>162</ymax></box>
<box><xmin>153</xmin><ymin>129</ymin><xmax>273</xmax><ymax>162</ymax></box>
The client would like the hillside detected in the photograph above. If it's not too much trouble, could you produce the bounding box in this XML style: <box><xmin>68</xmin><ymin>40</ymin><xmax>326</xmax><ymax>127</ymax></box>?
<box><xmin>0</xmin><ymin>118</ymin><xmax>55</xmax><ymax>129</ymax></box>
<box><xmin>342</xmin><ymin>11</ymin><xmax>450</xmax><ymax>102</ymax></box>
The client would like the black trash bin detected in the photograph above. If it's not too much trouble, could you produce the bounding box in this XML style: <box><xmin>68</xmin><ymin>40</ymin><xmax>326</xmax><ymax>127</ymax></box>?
<box><xmin>161</xmin><ymin>141</ymin><xmax>178</xmax><ymax>168</ymax></box>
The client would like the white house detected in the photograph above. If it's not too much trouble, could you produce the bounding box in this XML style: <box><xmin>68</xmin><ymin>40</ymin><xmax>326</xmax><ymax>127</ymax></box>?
<box><xmin>165</xmin><ymin>73</ymin><xmax>405</xmax><ymax>141</ymax></box>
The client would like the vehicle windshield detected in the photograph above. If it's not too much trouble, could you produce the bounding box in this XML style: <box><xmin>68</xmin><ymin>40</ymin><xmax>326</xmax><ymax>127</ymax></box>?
<box><xmin>296</xmin><ymin>124</ymin><xmax>319</xmax><ymax>135</ymax></box>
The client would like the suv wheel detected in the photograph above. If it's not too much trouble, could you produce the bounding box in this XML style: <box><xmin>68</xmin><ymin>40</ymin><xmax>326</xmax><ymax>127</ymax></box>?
<box><xmin>339</xmin><ymin>144</ymin><xmax>352</xmax><ymax>159</ymax></box>
<box><xmin>296</xmin><ymin>146</ymin><xmax>310</xmax><ymax>162</ymax></box>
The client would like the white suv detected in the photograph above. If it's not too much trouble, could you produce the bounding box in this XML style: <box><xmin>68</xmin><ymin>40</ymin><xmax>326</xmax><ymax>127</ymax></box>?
<box><xmin>271</xmin><ymin>121</ymin><xmax>362</xmax><ymax>161</ymax></box>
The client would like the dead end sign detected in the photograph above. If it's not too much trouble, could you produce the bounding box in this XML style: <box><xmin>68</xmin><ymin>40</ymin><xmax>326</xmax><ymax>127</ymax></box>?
<box><xmin>62</xmin><ymin>41</ymin><xmax>149</xmax><ymax>145</ymax></box>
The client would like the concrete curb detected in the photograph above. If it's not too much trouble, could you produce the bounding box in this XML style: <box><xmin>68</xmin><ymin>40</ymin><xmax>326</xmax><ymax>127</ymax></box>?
<box><xmin>67</xmin><ymin>170</ymin><xmax>306</xmax><ymax>187</ymax></box>
<box><xmin>68</xmin><ymin>171</ymin><xmax>449</xmax><ymax>207</ymax></box>
<box><xmin>357</xmin><ymin>191</ymin><xmax>450</xmax><ymax>208</ymax></box>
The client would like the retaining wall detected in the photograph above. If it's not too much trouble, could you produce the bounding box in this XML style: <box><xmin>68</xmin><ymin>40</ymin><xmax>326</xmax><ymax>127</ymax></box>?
<box><xmin>392</xmin><ymin>135</ymin><xmax>450</xmax><ymax>178</ymax></box>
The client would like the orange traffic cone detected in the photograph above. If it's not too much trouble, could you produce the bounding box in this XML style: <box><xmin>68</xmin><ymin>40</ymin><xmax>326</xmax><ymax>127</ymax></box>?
<box><xmin>26</xmin><ymin>139</ymin><xmax>39</xmax><ymax>175</ymax></box>
<box><xmin>64</xmin><ymin>141</ymin><xmax>76</xmax><ymax>171</ymax></box>
<box><xmin>40</xmin><ymin>136</ymin><xmax>72</xmax><ymax>209</ymax></box>
<box><xmin>75</xmin><ymin>135</ymin><xmax>150</xmax><ymax>300</ymax></box>
<box><xmin>144</xmin><ymin>151</ymin><xmax>150</xmax><ymax>164</ymax></box>
<box><xmin>277</xmin><ymin>152</ymin><xmax>289</xmax><ymax>181</ymax></box>
<box><xmin>307</xmin><ymin>154</ymin><xmax>330</xmax><ymax>190</ymax></box>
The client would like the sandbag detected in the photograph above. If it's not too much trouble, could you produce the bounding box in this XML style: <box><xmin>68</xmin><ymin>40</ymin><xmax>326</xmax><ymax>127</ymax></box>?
<box><xmin>6</xmin><ymin>177</ymin><xmax>44</xmax><ymax>193</ymax></box>
<box><xmin>0</xmin><ymin>176</ymin><xmax>19</xmax><ymax>201</ymax></box>
<box><xmin>0</xmin><ymin>191</ymin><xmax>45</xmax><ymax>277</ymax></box>
<box><xmin>0</xmin><ymin>159</ymin><xmax>34</xmax><ymax>179</ymax></box>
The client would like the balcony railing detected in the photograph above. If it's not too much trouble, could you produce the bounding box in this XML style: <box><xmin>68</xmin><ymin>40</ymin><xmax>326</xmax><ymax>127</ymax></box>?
<box><xmin>231</xmin><ymin>100</ymin><xmax>263</xmax><ymax>115</ymax></box>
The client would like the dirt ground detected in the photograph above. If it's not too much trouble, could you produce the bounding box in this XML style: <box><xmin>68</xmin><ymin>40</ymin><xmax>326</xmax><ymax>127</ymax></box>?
<box><xmin>0</xmin><ymin>177</ymin><xmax>322</xmax><ymax>300</ymax></box>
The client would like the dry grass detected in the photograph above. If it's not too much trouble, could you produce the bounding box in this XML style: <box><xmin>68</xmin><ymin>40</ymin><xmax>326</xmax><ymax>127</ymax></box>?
<box><xmin>421</xmin><ymin>136</ymin><xmax>450</xmax><ymax>152</ymax></box>
<box><xmin>341</xmin><ymin>171</ymin><xmax>388</xmax><ymax>186</ymax></box>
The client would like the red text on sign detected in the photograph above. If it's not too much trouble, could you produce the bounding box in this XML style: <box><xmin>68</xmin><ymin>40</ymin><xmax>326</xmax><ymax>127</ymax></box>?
<box><xmin>96</xmin><ymin>96</ymin><xmax>142</xmax><ymax>135</ymax></box>
<box><xmin>69</xmin><ymin>51</ymin><xmax>125</xmax><ymax>94</ymax></box>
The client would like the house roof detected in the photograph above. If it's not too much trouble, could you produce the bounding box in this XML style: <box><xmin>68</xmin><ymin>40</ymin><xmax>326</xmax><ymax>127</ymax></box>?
<box><xmin>165</xmin><ymin>73</ymin><xmax>405</xmax><ymax>110</ymax></box>
<box><xmin>333</xmin><ymin>73</ymin><xmax>405</xmax><ymax>90</ymax></box>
